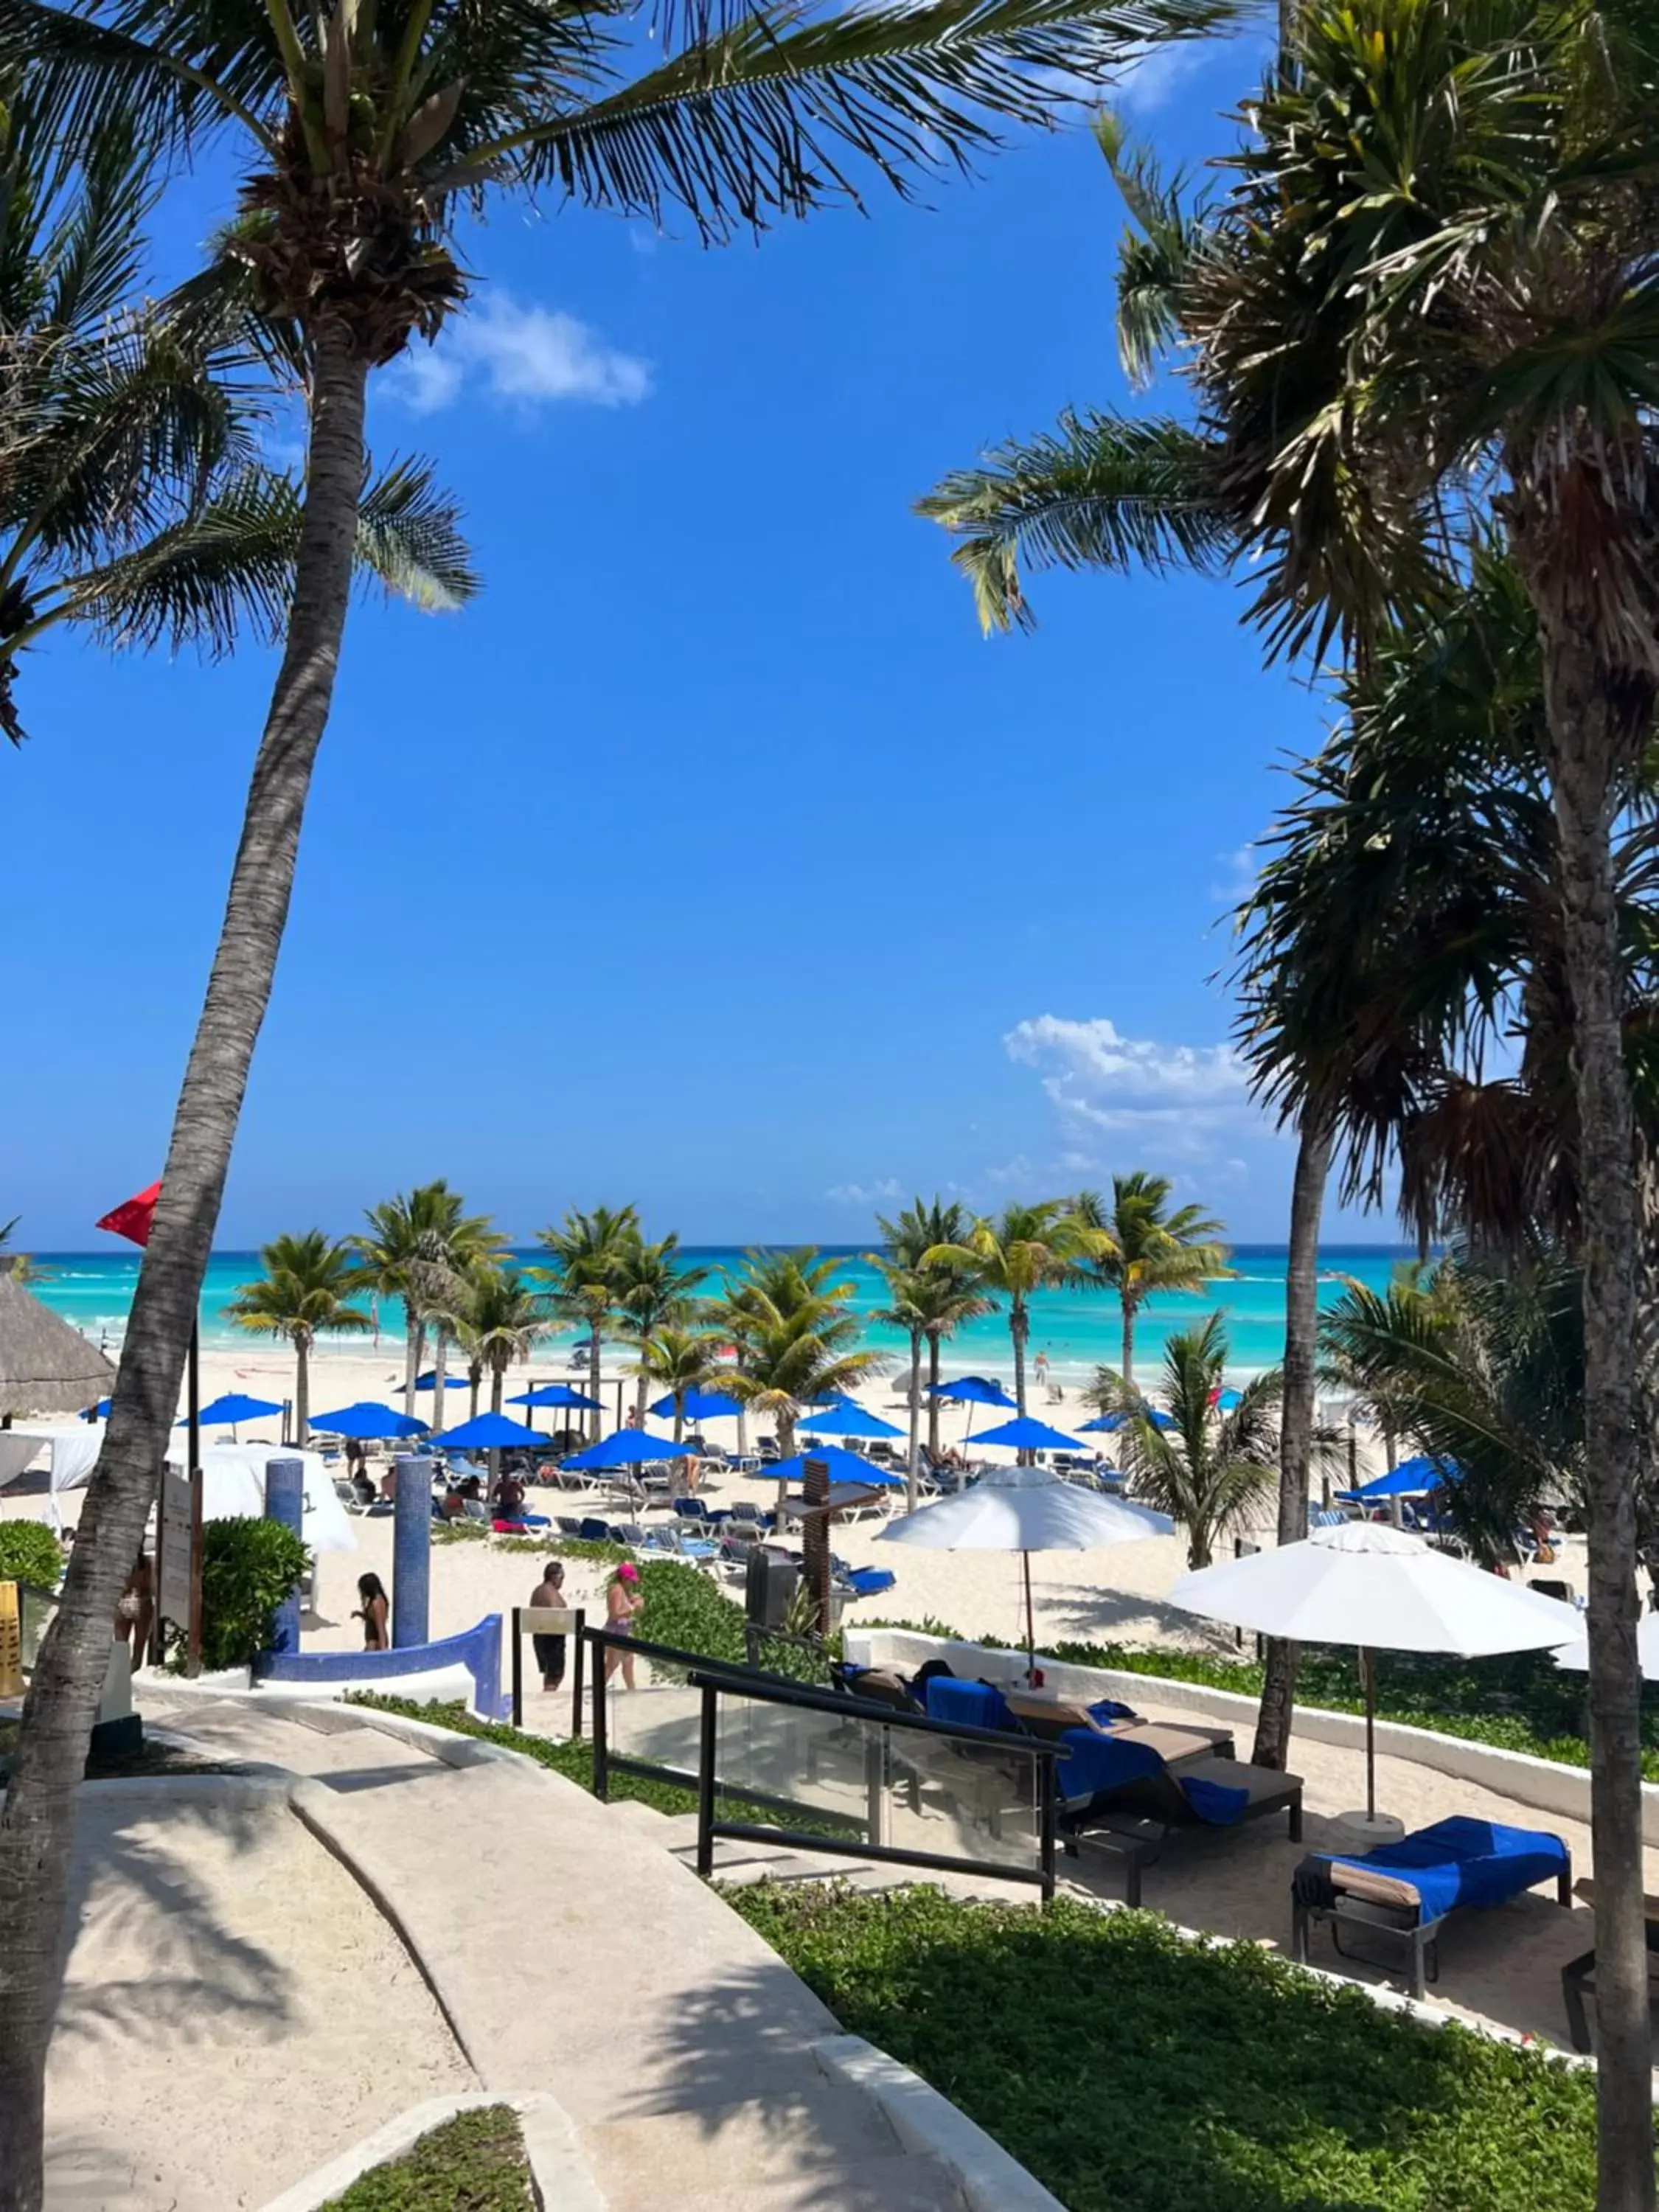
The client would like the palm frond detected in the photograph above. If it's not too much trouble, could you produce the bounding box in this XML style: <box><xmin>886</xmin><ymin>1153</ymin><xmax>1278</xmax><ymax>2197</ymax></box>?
<box><xmin>355</xmin><ymin>455</ymin><xmax>478</xmax><ymax>611</ymax></box>
<box><xmin>917</xmin><ymin>411</ymin><xmax>1229</xmax><ymax>631</ymax></box>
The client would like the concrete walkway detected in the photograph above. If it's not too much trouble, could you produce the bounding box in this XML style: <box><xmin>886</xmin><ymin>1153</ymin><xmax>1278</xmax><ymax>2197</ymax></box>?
<box><xmin>140</xmin><ymin>1695</ymin><xmax>973</xmax><ymax>2211</ymax></box>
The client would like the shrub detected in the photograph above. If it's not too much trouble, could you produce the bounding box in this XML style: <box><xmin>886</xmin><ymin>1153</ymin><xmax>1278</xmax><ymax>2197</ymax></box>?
<box><xmin>319</xmin><ymin>2104</ymin><xmax>529</xmax><ymax>2211</ymax></box>
<box><xmin>730</xmin><ymin>1883</ymin><xmax>1600</xmax><ymax>2212</ymax></box>
<box><xmin>0</xmin><ymin>1522</ymin><xmax>63</xmax><ymax>1593</ymax></box>
<box><xmin>198</xmin><ymin>1516</ymin><xmax>310</xmax><ymax>1670</ymax></box>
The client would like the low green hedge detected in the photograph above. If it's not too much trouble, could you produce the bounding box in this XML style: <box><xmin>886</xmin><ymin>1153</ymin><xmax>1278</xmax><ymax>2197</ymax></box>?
<box><xmin>319</xmin><ymin>2104</ymin><xmax>529</xmax><ymax>2210</ymax></box>
<box><xmin>0</xmin><ymin>1521</ymin><xmax>63</xmax><ymax>1593</ymax></box>
<box><xmin>869</xmin><ymin>1616</ymin><xmax>1658</xmax><ymax>1781</ymax></box>
<box><xmin>729</xmin><ymin>1883</ymin><xmax>1604</xmax><ymax>2212</ymax></box>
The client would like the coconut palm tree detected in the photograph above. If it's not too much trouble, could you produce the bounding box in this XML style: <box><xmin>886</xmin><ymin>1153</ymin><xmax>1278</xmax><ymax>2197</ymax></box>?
<box><xmin>455</xmin><ymin>1266</ymin><xmax>547</xmax><ymax>1416</ymax></box>
<box><xmin>1119</xmin><ymin>1316</ymin><xmax>1279</xmax><ymax>1570</ymax></box>
<box><xmin>1</xmin><ymin>6</ymin><xmax>1248</xmax><ymax>2184</ymax></box>
<box><xmin>1320</xmin><ymin>1252</ymin><xmax>1585</xmax><ymax>1571</ymax></box>
<box><xmin>534</xmin><ymin>1207</ymin><xmax>639</xmax><ymax>1439</ymax></box>
<box><xmin>875</xmin><ymin>1197</ymin><xmax>990</xmax><ymax>1455</ymax></box>
<box><xmin>925</xmin><ymin>1201</ymin><xmax>1106</xmax><ymax>1416</ymax></box>
<box><xmin>224</xmin><ymin>1230</ymin><xmax>368</xmax><ymax>1441</ymax></box>
<box><xmin>633</xmin><ymin>1325</ymin><xmax>727</xmax><ymax>1442</ymax></box>
<box><xmin>720</xmin><ymin>1249</ymin><xmax>878</xmax><ymax>1461</ymax></box>
<box><xmin>354</xmin><ymin>1181</ymin><xmax>504</xmax><ymax>1416</ymax></box>
<box><xmin>613</xmin><ymin>1233</ymin><xmax>707</xmax><ymax>1425</ymax></box>
<box><xmin>870</xmin><ymin>1259</ymin><xmax>929</xmax><ymax>1504</ymax></box>
<box><xmin>1073</xmin><ymin>1175</ymin><xmax>1228</xmax><ymax>1389</ymax></box>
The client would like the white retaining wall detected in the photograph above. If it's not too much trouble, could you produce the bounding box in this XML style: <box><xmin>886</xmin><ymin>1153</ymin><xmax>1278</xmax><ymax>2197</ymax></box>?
<box><xmin>842</xmin><ymin>1625</ymin><xmax>1659</xmax><ymax>1845</ymax></box>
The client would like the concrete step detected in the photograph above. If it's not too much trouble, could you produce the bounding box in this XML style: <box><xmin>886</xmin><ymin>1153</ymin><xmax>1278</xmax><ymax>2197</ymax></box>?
<box><xmin>602</xmin><ymin>2149</ymin><xmax>966</xmax><ymax>2211</ymax></box>
<box><xmin>585</xmin><ymin>2081</ymin><xmax>900</xmax><ymax>2197</ymax></box>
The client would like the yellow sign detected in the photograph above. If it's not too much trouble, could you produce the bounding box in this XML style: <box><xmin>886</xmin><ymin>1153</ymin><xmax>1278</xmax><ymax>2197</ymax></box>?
<box><xmin>0</xmin><ymin>1580</ymin><xmax>22</xmax><ymax>1700</ymax></box>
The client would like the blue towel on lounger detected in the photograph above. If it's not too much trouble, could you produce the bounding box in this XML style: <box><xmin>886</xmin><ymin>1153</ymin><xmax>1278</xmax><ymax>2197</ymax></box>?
<box><xmin>1326</xmin><ymin>1816</ymin><xmax>1568</xmax><ymax>1924</ymax></box>
<box><xmin>1054</xmin><ymin>1730</ymin><xmax>1251</xmax><ymax>1823</ymax></box>
<box><xmin>925</xmin><ymin>1677</ymin><xmax>1020</xmax><ymax>1733</ymax></box>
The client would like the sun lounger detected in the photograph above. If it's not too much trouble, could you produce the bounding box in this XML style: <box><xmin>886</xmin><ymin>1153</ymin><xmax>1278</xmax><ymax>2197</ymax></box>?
<box><xmin>1293</xmin><ymin>1815</ymin><xmax>1571</xmax><ymax>1999</ymax></box>
<box><xmin>1559</xmin><ymin>1877</ymin><xmax>1659</xmax><ymax>2052</ymax></box>
<box><xmin>1054</xmin><ymin>1731</ymin><xmax>1303</xmax><ymax>1899</ymax></box>
<box><xmin>1001</xmin><ymin>1687</ymin><xmax>1234</xmax><ymax>1765</ymax></box>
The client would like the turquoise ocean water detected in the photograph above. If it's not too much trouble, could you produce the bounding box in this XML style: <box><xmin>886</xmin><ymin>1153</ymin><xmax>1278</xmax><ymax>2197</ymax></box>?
<box><xmin>29</xmin><ymin>1244</ymin><xmax>1416</xmax><ymax>1383</ymax></box>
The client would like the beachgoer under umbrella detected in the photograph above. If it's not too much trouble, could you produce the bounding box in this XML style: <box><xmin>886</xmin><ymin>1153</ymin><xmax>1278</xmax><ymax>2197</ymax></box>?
<box><xmin>605</xmin><ymin>1562</ymin><xmax>644</xmax><ymax>1690</ymax></box>
<box><xmin>531</xmin><ymin>1561</ymin><xmax>568</xmax><ymax>1691</ymax></box>
<box><xmin>354</xmin><ymin>1573</ymin><xmax>389</xmax><ymax>1651</ymax></box>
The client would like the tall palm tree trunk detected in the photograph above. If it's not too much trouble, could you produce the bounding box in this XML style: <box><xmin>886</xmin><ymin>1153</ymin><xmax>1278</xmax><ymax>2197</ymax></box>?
<box><xmin>490</xmin><ymin>1363</ymin><xmax>504</xmax><ymax>1415</ymax></box>
<box><xmin>0</xmin><ymin>320</ymin><xmax>369</xmax><ymax>2212</ymax></box>
<box><xmin>1252</xmin><ymin>1111</ymin><xmax>1333</xmax><ymax>1770</ymax></box>
<box><xmin>1011</xmin><ymin>1299</ymin><xmax>1029</xmax><ymax>1417</ymax></box>
<box><xmin>468</xmin><ymin>1362</ymin><xmax>481</xmax><ymax>1421</ymax></box>
<box><xmin>905</xmin><ymin>1327</ymin><xmax>922</xmax><ymax>1511</ymax></box>
<box><xmin>1537</xmin><ymin>641</ymin><xmax>1652</xmax><ymax>2211</ymax></box>
<box><xmin>634</xmin><ymin>1365</ymin><xmax>649</xmax><ymax>1427</ymax></box>
<box><xmin>589</xmin><ymin>1327</ymin><xmax>603</xmax><ymax>1439</ymax></box>
<box><xmin>403</xmin><ymin>1312</ymin><xmax>425</xmax><ymax>1419</ymax></box>
<box><xmin>431</xmin><ymin>1326</ymin><xmax>449</xmax><ymax>1416</ymax></box>
<box><xmin>294</xmin><ymin>1332</ymin><xmax>311</xmax><ymax>1446</ymax></box>
<box><xmin>1121</xmin><ymin>1298</ymin><xmax>1135</xmax><ymax>1392</ymax></box>
<box><xmin>926</xmin><ymin>1333</ymin><xmax>942</xmax><ymax>1458</ymax></box>
<box><xmin>672</xmin><ymin>1391</ymin><xmax>685</xmax><ymax>1444</ymax></box>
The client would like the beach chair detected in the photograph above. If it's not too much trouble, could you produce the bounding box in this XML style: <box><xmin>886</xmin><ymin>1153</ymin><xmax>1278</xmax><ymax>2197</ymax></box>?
<box><xmin>1292</xmin><ymin>1815</ymin><xmax>1571</xmax><ymax>1999</ymax></box>
<box><xmin>556</xmin><ymin>1515</ymin><xmax>586</xmax><ymax>1538</ymax></box>
<box><xmin>577</xmin><ymin>1517</ymin><xmax>612</xmax><ymax>1543</ymax></box>
<box><xmin>1054</xmin><ymin>1731</ymin><xmax>1304</xmax><ymax>1894</ymax></box>
<box><xmin>838</xmin><ymin>1565</ymin><xmax>897</xmax><ymax>1601</ymax></box>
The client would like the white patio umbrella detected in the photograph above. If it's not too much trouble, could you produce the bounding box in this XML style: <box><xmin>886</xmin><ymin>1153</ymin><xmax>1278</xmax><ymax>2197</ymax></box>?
<box><xmin>1170</xmin><ymin>1522</ymin><xmax>1581</xmax><ymax>1824</ymax></box>
<box><xmin>1551</xmin><ymin>1610</ymin><xmax>1655</xmax><ymax>1679</ymax></box>
<box><xmin>878</xmin><ymin>1464</ymin><xmax>1174</xmax><ymax>1673</ymax></box>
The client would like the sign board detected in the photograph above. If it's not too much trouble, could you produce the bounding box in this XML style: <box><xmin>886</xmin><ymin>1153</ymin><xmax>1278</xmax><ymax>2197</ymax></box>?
<box><xmin>0</xmin><ymin>1582</ymin><xmax>21</xmax><ymax>1699</ymax></box>
<box><xmin>156</xmin><ymin>1467</ymin><xmax>203</xmax><ymax>1674</ymax></box>
<box><xmin>158</xmin><ymin>1471</ymin><xmax>195</xmax><ymax>1626</ymax></box>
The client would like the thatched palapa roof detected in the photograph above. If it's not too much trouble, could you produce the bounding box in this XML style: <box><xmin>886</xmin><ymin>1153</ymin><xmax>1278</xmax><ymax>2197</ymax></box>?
<box><xmin>0</xmin><ymin>1260</ymin><xmax>116</xmax><ymax>1417</ymax></box>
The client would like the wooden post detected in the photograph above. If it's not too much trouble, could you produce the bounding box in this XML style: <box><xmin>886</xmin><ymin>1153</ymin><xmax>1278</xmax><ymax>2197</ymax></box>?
<box><xmin>0</xmin><ymin>1582</ymin><xmax>21</xmax><ymax>1699</ymax></box>
<box><xmin>801</xmin><ymin>1455</ymin><xmax>832</xmax><ymax>1634</ymax></box>
<box><xmin>571</xmin><ymin>1607</ymin><xmax>586</xmax><ymax>1739</ymax></box>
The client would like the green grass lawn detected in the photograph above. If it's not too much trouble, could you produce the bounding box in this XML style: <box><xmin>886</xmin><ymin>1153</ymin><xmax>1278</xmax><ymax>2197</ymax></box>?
<box><xmin>728</xmin><ymin>1882</ymin><xmax>1604</xmax><ymax>2212</ymax></box>
<box><xmin>319</xmin><ymin>2106</ymin><xmax>530</xmax><ymax>2211</ymax></box>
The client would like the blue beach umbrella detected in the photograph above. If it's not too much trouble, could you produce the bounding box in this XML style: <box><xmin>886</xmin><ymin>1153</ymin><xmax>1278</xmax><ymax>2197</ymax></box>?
<box><xmin>434</xmin><ymin>1412</ymin><xmax>548</xmax><ymax>1450</ymax></box>
<box><xmin>969</xmin><ymin>1414</ymin><xmax>1085</xmax><ymax>1455</ymax></box>
<box><xmin>769</xmin><ymin>1444</ymin><xmax>905</xmax><ymax>1492</ymax></box>
<box><xmin>1342</xmin><ymin>1456</ymin><xmax>1461</xmax><ymax>1502</ymax></box>
<box><xmin>1079</xmin><ymin>1409</ymin><xmax>1176</xmax><ymax>1433</ymax></box>
<box><xmin>310</xmin><ymin>1402</ymin><xmax>431</xmax><ymax>1440</ymax></box>
<box><xmin>1214</xmin><ymin>1387</ymin><xmax>1245</xmax><ymax>1412</ymax></box>
<box><xmin>563</xmin><ymin>1429</ymin><xmax>695</xmax><ymax>1470</ymax></box>
<box><xmin>648</xmin><ymin>1386</ymin><xmax>743</xmax><ymax>1423</ymax></box>
<box><xmin>799</xmin><ymin>1403</ymin><xmax>903</xmax><ymax>1441</ymax></box>
<box><xmin>181</xmin><ymin>1391</ymin><xmax>285</xmax><ymax>1427</ymax></box>
<box><xmin>412</xmin><ymin>1371</ymin><xmax>468</xmax><ymax>1391</ymax></box>
<box><xmin>799</xmin><ymin>1388</ymin><xmax>858</xmax><ymax>1412</ymax></box>
<box><xmin>927</xmin><ymin>1376</ymin><xmax>1017</xmax><ymax>1408</ymax></box>
<box><xmin>509</xmin><ymin>1382</ymin><xmax>602</xmax><ymax>1411</ymax></box>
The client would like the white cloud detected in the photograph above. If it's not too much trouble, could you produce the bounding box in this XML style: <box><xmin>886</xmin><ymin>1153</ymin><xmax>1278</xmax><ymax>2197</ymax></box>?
<box><xmin>1006</xmin><ymin>1015</ymin><xmax>1246</xmax><ymax>1105</ymax></box>
<box><xmin>825</xmin><ymin>1177</ymin><xmax>902</xmax><ymax>1207</ymax></box>
<box><xmin>1208</xmin><ymin>844</ymin><xmax>1260</xmax><ymax>905</ymax></box>
<box><xmin>388</xmin><ymin>293</ymin><xmax>652</xmax><ymax>416</ymax></box>
<box><xmin>1004</xmin><ymin>1015</ymin><xmax>1259</xmax><ymax>1164</ymax></box>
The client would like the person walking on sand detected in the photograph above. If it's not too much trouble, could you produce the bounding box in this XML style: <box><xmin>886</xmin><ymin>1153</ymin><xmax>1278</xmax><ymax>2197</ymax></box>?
<box><xmin>354</xmin><ymin>1573</ymin><xmax>390</xmax><ymax>1651</ymax></box>
<box><xmin>530</xmin><ymin>1560</ymin><xmax>569</xmax><ymax>1691</ymax></box>
<box><xmin>605</xmin><ymin>1562</ymin><xmax>645</xmax><ymax>1690</ymax></box>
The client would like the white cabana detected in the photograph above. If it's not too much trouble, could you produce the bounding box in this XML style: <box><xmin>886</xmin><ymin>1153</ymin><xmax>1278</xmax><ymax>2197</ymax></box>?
<box><xmin>0</xmin><ymin>1420</ymin><xmax>108</xmax><ymax>1519</ymax></box>
<box><xmin>162</xmin><ymin>1441</ymin><xmax>358</xmax><ymax>1555</ymax></box>
<box><xmin>1552</xmin><ymin>1609</ymin><xmax>1653</xmax><ymax>1680</ymax></box>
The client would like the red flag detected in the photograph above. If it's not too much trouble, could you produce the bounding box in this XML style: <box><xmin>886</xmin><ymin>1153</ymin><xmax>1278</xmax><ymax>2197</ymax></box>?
<box><xmin>96</xmin><ymin>1180</ymin><xmax>161</xmax><ymax>1248</ymax></box>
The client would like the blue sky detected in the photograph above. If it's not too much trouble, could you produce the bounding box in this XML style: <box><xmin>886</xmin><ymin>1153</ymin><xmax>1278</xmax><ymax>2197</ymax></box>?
<box><xmin>7</xmin><ymin>26</ymin><xmax>1388</xmax><ymax>1252</ymax></box>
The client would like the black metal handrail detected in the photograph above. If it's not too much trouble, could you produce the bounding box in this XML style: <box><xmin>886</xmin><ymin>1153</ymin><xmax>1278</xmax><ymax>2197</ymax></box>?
<box><xmin>580</xmin><ymin>1624</ymin><xmax>825</xmax><ymax>1795</ymax></box>
<box><xmin>685</xmin><ymin>1664</ymin><xmax>1060</xmax><ymax>1902</ymax></box>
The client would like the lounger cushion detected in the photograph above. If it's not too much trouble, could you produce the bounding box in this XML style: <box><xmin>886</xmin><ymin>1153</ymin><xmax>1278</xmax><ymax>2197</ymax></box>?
<box><xmin>925</xmin><ymin>1677</ymin><xmax>1020</xmax><ymax>1733</ymax></box>
<box><xmin>1325</xmin><ymin>1817</ymin><xmax>1568</xmax><ymax>1925</ymax></box>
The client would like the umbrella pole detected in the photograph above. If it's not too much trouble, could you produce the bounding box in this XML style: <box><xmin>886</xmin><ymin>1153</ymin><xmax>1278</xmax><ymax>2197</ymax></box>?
<box><xmin>1023</xmin><ymin>1551</ymin><xmax>1036</xmax><ymax>1678</ymax></box>
<box><xmin>1361</xmin><ymin>1647</ymin><xmax>1377</xmax><ymax>1821</ymax></box>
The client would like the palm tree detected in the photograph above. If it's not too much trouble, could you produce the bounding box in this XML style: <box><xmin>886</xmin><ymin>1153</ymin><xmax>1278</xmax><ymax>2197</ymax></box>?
<box><xmin>355</xmin><ymin>1182</ymin><xmax>504</xmax><ymax>1416</ymax></box>
<box><xmin>224</xmin><ymin>1231</ymin><xmax>368</xmax><ymax>1442</ymax></box>
<box><xmin>613</xmin><ymin>1233</ymin><xmax>707</xmax><ymax>1425</ymax></box>
<box><xmin>1073</xmin><ymin>1175</ymin><xmax>1228</xmax><ymax>1389</ymax></box>
<box><xmin>534</xmin><ymin>1206</ymin><xmax>639</xmax><ymax>1439</ymax></box>
<box><xmin>925</xmin><ymin>1201</ymin><xmax>1106</xmax><ymax>1416</ymax></box>
<box><xmin>875</xmin><ymin>1196</ymin><xmax>992</xmax><ymax>1455</ymax></box>
<box><xmin>720</xmin><ymin>1249</ymin><xmax>878</xmax><ymax>1463</ymax></box>
<box><xmin>1119</xmin><ymin>1316</ymin><xmax>1279</xmax><ymax>1570</ymax></box>
<box><xmin>871</xmin><ymin>1259</ymin><xmax>929</xmax><ymax>1506</ymax></box>
<box><xmin>455</xmin><ymin>1267</ymin><xmax>546</xmax><ymax>1416</ymax></box>
<box><xmin>1320</xmin><ymin>1253</ymin><xmax>1584</xmax><ymax>1571</ymax></box>
<box><xmin>0</xmin><ymin>4</ymin><xmax>1243</xmax><ymax>2183</ymax></box>
<box><xmin>634</xmin><ymin>1325</ymin><xmax>727</xmax><ymax>1443</ymax></box>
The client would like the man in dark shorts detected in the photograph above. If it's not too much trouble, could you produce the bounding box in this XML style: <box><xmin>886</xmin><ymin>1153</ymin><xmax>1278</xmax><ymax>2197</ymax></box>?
<box><xmin>530</xmin><ymin>1561</ymin><xmax>568</xmax><ymax>1691</ymax></box>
